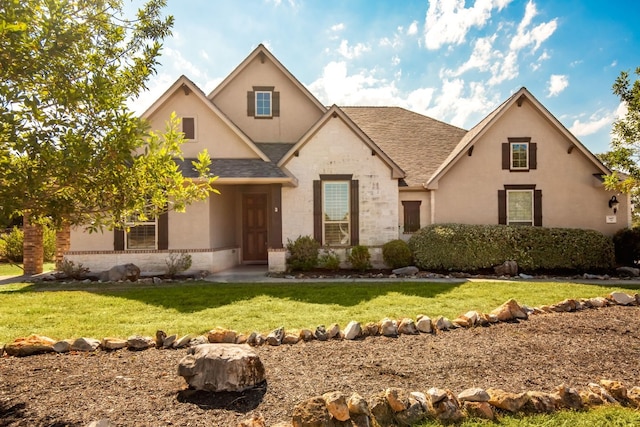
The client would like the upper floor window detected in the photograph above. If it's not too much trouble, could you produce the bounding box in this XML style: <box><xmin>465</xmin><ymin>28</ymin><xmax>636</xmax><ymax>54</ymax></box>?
<box><xmin>255</xmin><ymin>91</ymin><xmax>272</xmax><ymax>117</ymax></box>
<box><xmin>247</xmin><ymin>86</ymin><xmax>280</xmax><ymax>119</ymax></box>
<box><xmin>182</xmin><ymin>117</ymin><xmax>195</xmax><ymax>140</ymax></box>
<box><xmin>502</xmin><ymin>137</ymin><xmax>537</xmax><ymax>171</ymax></box>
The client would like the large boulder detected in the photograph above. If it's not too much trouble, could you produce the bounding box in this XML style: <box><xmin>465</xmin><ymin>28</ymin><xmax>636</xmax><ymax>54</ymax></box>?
<box><xmin>178</xmin><ymin>344</ymin><xmax>265</xmax><ymax>392</ymax></box>
<box><xmin>100</xmin><ymin>264</ymin><xmax>141</xmax><ymax>282</ymax></box>
<box><xmin>494</xmin><ymin>260</ymin><xmax>518</xmax><ymax>276</ymax></box>
<box><xmin>5</xmin><ymin>334</ymin><xmax>56</xmax><ymax>357</ymax></box>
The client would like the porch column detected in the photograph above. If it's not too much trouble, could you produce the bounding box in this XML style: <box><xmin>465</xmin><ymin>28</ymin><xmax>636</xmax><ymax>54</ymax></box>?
<box><xmin>55</xmin><ymin>222</ymin><xmax>71</xmax><ymax>270</ymax></box>
<box><xmin>23</xmin><ymin>212</ymin><xmax>44</xmax><ymax>276</ymax></box>
<box><xmin>269</xmin><ymin>184</ymin><xmax>283</xmax><ymax>249</ymax></box>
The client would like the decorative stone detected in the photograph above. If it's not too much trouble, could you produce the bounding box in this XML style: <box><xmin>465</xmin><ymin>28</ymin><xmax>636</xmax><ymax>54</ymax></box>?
<box><xmin>587</xmin><ymin>383</ymin><xmax>617</xmax><ymax>404</ymax></box>
<box><xmin>463</xmin><ymin>401</ymin><xmax>494</xmax><ymax>420</ymax></box>
<box><xmin>162</xmin><ymin>334</ymin><xmax>177</xmax><ymax>348</ymax></box>
<box><xmin>458</xmin><ymin>387</ymin><xmax>489</xmax><ymax>402</ymax></box>
<box><xmin>431</xmin><ymin>393</ymin><xmax>463</xmax><ymax>423</ymax></box>
<box><xmin>177</xmin><ymin>344</ymin><xmax>265</xmax><ymax>392</ymax></box>
<box><xmin>385</xmin><ymin>387</ymin><xmax>408</xmax><ymax>412</ymax></box>
<box><xmin>236</xmin><ymin>334</ymin><xmax>248</xmax><ymax>345</ymax></box>
<box><xmin>189</xmin><ymin>335</ymin><xmax>208</xmax><ymax>346</ymax></box>
<box><xmin>127</xmin><ymin>335</ymin><xmax>155</xmax><ymax>351</ymax></box>
<box><xmin>254</xmin><ymin>334</ymin><xmax>266</xmax><ymax>346</ymax></box>
<box><xmin>53</xmin><ymin>339</ymin><xmax>73</xmax><ymax>353</ymax></box>
<box><xmin>363</xmin><ymin>322</ymin><xmax>379</xmax><ymax>336</ymax></box>
<box><xmin>416</xmin><ymin>315</ymin><xmax>432</xmax><ymax>333</ymax></box>
<box><xmin>5</xmin><ymin>334</ymin><xmax>56</xmax><ymax>357</ymax></box>
<box><xmin>314</xmin><ymin>325</ymin><xmax>328</xmax><ymax>341</ymax></box>
<box><xmin>487</xmin><ymin>388</ymin><xmax>528</xmax><ymax>412</ymax></box>
<box><xmin>553</xmin><ymin>385</ymin><xmax>583</xmax><ymax>410</ymax></box>
<box><xmin>299</xmin><ymin>329</ymin><xmax>314</xmax><ymax>342</ymax></box>
<box><xmin>427</xmin><ymin>387</ymin><xmax>448</xmax><ymax>404</ymax></box>
<box><xmin>173</xmin><ymin>335</ymin><xmax>193</xmax><ymax>349</ymax></box>
<box><xmin>207</xmin><ymin>327</ymin><xmax>237</xmax><ymax>343</ymax></box>
<box><xmin>155</xmin><ymin>330</ymin><xmax>167</xmax><ymax>348</ymax></box>
<box><xmin>550</xmin><ymin>299</ymin><xmax>578</xmax><ymax>312</ymax></box>
<box><xmin>348</xmin><ymin>393</ymin><xmax>370</xmax><ymax>416</ymax></box>
<box><xmin>490</xmin><ymin>299</ymin><xmax>528</xmax><ymax>322</ymax></box>
<box><xmin>101</xmin><ymin>337</ymin><xmax>128</xmax><ymax>350</ymax></box>
<box><xmin>86</xmin><ymin>420</ymin><xmax>115</xmax><ymax>427</ymax></box>
<box><xmin>323</xmin><ymin>391</ymin><xmax>350</xmax><ymax>421</ymax></box>
<box><xmin>494</xmin><ymin>260</ymin><xmax>518</xmax><ymax>276</ymax></box>
<box><xmin>586</xmin><ymin>297</ymin><xmax>609</xmax><ymax>308</ymax></box>
<box><xmin>617</xmin><ymin>266</ymin><xmax>640</xmax><ymax>277</ymax></box>
<box><xmin>392</xmin><ymin>266</ymin><xmax>419</xmax><ymax>276</ymax></box>
<box><xmin>398</xmin><ymin>318</ymin><xmax>418</xmax><ymax>335</ymax></box>
<box><xmin>395</xmin><ymin>395</ymin><xmax>427</xmax><ymax>425</ymax></box>
<box><xmin>266</xmin><ymin>327</ymin><xmax>284</xmax><ymax>346</ymax></box>
<box><xmin>609</xmin><ymin>292</ymin><xmax>635</xmax><ymax>306</ymax></box>
<box><xmin>99</xmin><ymin>263</ymin><xmax>140</xmax><ymax>282</ymax></box>
<box><xmin>344</xmin><ymin>321</ymin><xmax>362</xmax><ymax>340</ymax></box>
<box><xmin>152</xmin><ymin>277</ymin><xmax>163</xmax><ymax>284</ymax></box>
<box><xmin>434</xmin><ymin>316</ymin><xmax>454</xmax><ymax>331</ymax></box>
<box><xmin>327</xmin><ymin>323</ymin><xmax>341</xmax><ymax>339</ymax></box>
<box><xmin>282</xmin><ymin>333</ymin><xmax>299</xmax><ymax>345</ymax></box>
<box><xmin>523</xmin><ymin>391</ymin><xmax>558</xmax><ymax>413</ymax></box>
<box><xmin>238</xmin><ymin>415</ymin><xmax>266</xmax><ymax>427</ymax></box>
<box><xmin>380</xmin><ymin>318</ymin><xmax>398</xmax><ymax>337</ymax></box>
<box><xmin>71</xmin><ymin>337</ymin><xmax>101</xmax><ymax>352</ymax></box>
<box><xmin>368</xmin><ymin>392</ymin><xmax>394</xmax><ymax>427</ymax></box>
<box><xmin>291</xmin><ymin>396</ymin><xmax>332</xmax><ymax>427</ymax></box>
<box><xmin>627</xmin><ymin>386</ymin><xmax>640</xmax><ymax>408</ymax></box>
<box><xmin>600</xmin><ymin>379</ymin><xmax>629</xmax><ymax>404</ymax></box>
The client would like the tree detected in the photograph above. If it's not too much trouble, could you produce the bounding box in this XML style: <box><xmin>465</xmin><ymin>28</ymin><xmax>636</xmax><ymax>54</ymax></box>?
<box><xmin>602</xmin><ymin>67</ymin><xmax>640</xmax><ymax>195</ymax></box>
<box><xmin>0</xmin><ymin>1</ymin><xmax>216</xmax><ymax>272</ymax></box>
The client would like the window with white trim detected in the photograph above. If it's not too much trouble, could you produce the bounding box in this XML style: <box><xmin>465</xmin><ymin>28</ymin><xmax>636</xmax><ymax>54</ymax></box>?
<box><xmin>255</xmin><ymin>91</ymin><xmax>272</xmax><ymax>117</ymax></box>
<box><xmin>323</xmin><ymin>181</ymin><xmax>350</xmax><ymax>245</ymax></box>
<box><xmin>507</xmin><ymin>190</ymin><xmax>533</xmax><ymax>226</ymax></box>
<box><xmin>125</xmin><ymin>214</ymin><xmax>157</xmax><ymax>250</ymax></box>
<box><xmin>510</xmin><ymin>142</ymin><xmax>528</xmax><ymax>169</ymax></box>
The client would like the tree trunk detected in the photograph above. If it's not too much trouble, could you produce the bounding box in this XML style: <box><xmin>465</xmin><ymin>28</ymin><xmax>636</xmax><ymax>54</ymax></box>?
<box><xmin>23</xmin><ymin>212</ymin><xmax>44</xmax><ymax>276</ymax></box>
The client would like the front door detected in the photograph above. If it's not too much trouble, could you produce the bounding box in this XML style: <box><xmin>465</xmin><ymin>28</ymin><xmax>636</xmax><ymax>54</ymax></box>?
<box><xmin>242</xmin><ymin>193</ymin><xmax>268</xmax><ymax>262</ymax></box>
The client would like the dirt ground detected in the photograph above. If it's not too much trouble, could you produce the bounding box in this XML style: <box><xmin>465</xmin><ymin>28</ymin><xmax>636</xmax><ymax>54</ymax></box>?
<box><xmin>1</xmin><ymin>304</ymin><xmax>639</xmax><ymax>427</ymax></box>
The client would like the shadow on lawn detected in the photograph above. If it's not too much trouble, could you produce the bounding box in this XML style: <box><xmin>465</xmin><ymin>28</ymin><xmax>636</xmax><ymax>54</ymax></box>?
<box><xmin>13</xmin><ymin>280</ymin><xmax>466</xmax><ymax>313</ymax></box>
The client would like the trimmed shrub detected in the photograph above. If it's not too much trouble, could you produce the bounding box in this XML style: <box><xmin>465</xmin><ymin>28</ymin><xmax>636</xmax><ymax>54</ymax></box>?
<box><xmin>382</xmin><ymin>239</ymin><xmax>413</xmax><ymax>269</ymax></box>
<box><xmin>286</xmin><ymin>235</ymin><xmax>320</xmax><ymax>271</ymax></box>
<box><xmin>0</xmin><ymin>225</ymin><xmax>58</xmax><ymax>263</ymax></box>
<box><xmin>408</xmin><ymin>223</ymin><xmax>615</xmax><ymax>273</ymax></box>
<box><xmin>348</xmin><ymin>245</ymin><xmax>371</xmax><ymax>272</ymax></box>
<box><xmin>43</xmin><ymin>225</ymin><xmax>56</xmax><ymax>263</ymax></box>
<box><xmin>165</xmin><ymin>252</ymin><xmax>193</xmax><ymax>278</ymax></box>
<box><xmin>612</xmin><ymin>228</ymin><xmax>640</xmax><ymax>266</ymax></box>
<box><xmin>318</xmin><ymin>249</ymin><xmax>341</xmax><ymax>271</ymax></box>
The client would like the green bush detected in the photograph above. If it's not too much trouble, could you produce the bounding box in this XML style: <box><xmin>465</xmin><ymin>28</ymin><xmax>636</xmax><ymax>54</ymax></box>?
<box><xmin>408</xmin><ymin>223</ymin><xmax>615</xmax><ymax>273</ymax></box>
<box><xmin>348</xmin><ymin>245</ymin><xmax>371</xmax><ymax>272</ymax></box>
<box><xmin>612</xmin><ymin>228</ymin><xmax>640</xmax><ymax>266</ymax></box>
<box><xmin>165</xmin><ymin>252</ymin><xmax>193</xmax><ymax>278</ymax></box>
<box><xmin>0</xmin><ymin>227</ymin><xmax>24</xmax><ymax>262</ymax></box>
<box><xmin>382</xmin><ymin>239</ymin><xmax>413</xmax><ymax>268</ymax></box>
<box><xmin>0</xmin><ymin>225</ymin><xmax>57</xmax><ymax>263</ymax></box>
<box><xmin>318</xmin><ymin>249</ymin><xmax>341</xmax><ymax>270</ymax></box>
<box><xmin>286</xmin><ymin>235</ymin><xmax>320</xmax><ymax>271</ymax></box>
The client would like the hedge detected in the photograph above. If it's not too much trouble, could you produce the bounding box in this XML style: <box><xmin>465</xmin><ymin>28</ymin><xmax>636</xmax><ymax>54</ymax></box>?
<box><xmin>612</xmin><ymin>227</ymin><xmax>640</xmax><ymax>266</ymax></box>
<box><xmin>408</xmin><ymin>224</ymin><xmax>615</xmax><ymax>272</ymax></box>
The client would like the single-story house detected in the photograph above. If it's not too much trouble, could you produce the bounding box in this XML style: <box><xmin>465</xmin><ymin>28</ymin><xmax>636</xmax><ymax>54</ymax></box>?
<box><xmin>66</xmin><ymin>44</ymin><xmax>631</xmax><ymax>273</ymax></box>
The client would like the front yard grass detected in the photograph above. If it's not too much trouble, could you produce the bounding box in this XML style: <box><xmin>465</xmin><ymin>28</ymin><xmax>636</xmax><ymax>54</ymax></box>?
<box><xmin>0</xmin><ymin>262</ymin><xmax>55</xmax><ymax>277</ymax></box>
<box><xmin>0</xmin><ymin>279</ymin><xmax>638</xmax><ymax>344</ymax></box>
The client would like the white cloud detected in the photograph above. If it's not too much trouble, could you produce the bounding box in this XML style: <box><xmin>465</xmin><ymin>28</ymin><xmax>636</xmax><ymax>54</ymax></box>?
<box><xmin>445</xmin><ymin>35</ymin><xmax>497</xmax><ymax>77</ymax></box>
<box><xmin>331</xmin><ymin>23</ymin><xmax>345</xmax><ymax>32</ymax></box>
<box><xmin>569</xmin><ymin>104</ymin><xmax>625</xmax><ymax>137</ymax></box>
<box><xmin>547</xmin><ymin>74</ymin><xmax>569</xmax><ymax>97</ymax></box>
<box><xmin>407</xmin><ymin>20</ymin><xmax>419</xmax><ymax>36</ymax></box>
<box><xmin>488</xmin><ymin>50</ymin><xmax>518</xmax><ymax>85</ymax></box>
<box><xmin>424</xmin><ymin>0</ymin><xmax>512</xmax><ymax>50</ymax></box>
<box><xmin>509</xmin><ymin>1</ymin><xmax>557</xmax><ymax>53</ymax></box>
<box><xmin>200</xmin><ymin>50</ymin><xmax>209</xmax><ymax>61</ymax></box>
<box><xmin>337</xmin><ymin>40</ymin><xmax>371</xmax><ymax>59</ymax></box>
<box><xmin>424</xmin><ymin>79</ymin><xmax>496</xmax><ymax>127</ymax></box>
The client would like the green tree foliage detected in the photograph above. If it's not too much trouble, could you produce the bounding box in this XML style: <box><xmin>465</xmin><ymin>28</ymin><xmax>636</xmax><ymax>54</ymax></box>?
<box><xmin>0</xmin><ymin>0</ymin><xmax>216</xmax><ymax>233</ymax></box>
<box><xmin>602</xmin><ymin>67</ymin><xmax>640</xmax><ymax>195</ymax></box>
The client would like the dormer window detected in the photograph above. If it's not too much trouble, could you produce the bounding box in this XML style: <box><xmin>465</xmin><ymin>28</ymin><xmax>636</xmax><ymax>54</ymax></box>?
<box><xmin>182</xmin><ymin>117</ymin><xmax>195</xmax><ymax>140</ymax></box>
<box><xmin>247</xmin><ymin>86</ymin><xmax>280</xmax><ymax>119</ymax></box>
<box><xmin>502</xmin><ymin>137</ymin><xmax>537</xmax><ymax>171</ymax></box>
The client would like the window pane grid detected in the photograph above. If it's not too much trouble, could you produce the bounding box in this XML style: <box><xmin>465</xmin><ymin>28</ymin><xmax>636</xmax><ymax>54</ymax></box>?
<box><xmin>511</xmin><ymin>143</ymin><xmax>528</xmax><ymax>169</ymax></box>
<box><xmin>508</xmin><ymin>190</ymin><xmax>533</xmax><ymax>225</ymax></box>
<box><xmin>256</xmin><ymin>91</ymin><xmax>271</xmax><ymax>116</ymax></box>
<box><xmin>126</xmin><ymin>224</ymin><xmax>156</xmax><ymax>249</ymax></box>
<box><xmin>323</xmin><ymin>181</ymin><xmax>350</xmax><ymax>245</ymax></box>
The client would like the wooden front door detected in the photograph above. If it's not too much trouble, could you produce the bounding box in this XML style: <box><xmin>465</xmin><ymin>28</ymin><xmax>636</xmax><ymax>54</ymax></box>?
<box><xmin>243</xmin><ymin>193</ymin><xmax>268</xmax><ymax>262</ymax></box>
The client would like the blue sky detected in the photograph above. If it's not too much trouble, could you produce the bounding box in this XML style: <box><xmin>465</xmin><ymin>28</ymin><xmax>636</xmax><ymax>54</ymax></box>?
<box><xmin>133</xmin><ymin>0</ymin><xmax>640</xmax><ymax>155</ymax></box>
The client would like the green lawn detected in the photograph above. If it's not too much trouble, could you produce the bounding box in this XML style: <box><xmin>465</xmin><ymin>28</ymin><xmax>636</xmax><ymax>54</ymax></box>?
<box><xmin>0</xmin><ymin>278</ymin><xmax>638</xmax><ymax>344</ymax></box>
<box><xmin>0</xmin><ymin>262</ymin><xmax>55</xmax><ymax>276</ymax></box>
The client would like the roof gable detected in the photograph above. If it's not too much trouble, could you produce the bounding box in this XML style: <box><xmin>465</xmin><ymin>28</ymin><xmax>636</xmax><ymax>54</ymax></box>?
<box><xmin>279</xmin><ymin>105</ymin><xmax>405</xmax><ymax>179</ymax></box>
<box><xmin>426</xmin><ymin>87</ymin><xmax>611</xmax><ymax>188</ymax></box>
<box><xmin>141</xmin><ymin>75</ymin><xmax>269</xmax><ymax>161</ymax></box>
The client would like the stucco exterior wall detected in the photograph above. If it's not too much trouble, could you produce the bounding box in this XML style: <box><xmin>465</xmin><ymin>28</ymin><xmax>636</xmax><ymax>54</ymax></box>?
<box><xmin>209</xmin><ymin>186</ymin><xmax>238</xmax><ymax>248</ymax></box>
<box><xmin>146</xmin><ymin>89</ymin><xmax>259</xmax><ymax>159</ymax></box>
<box><xmin>432</xmin><ymin>100</ymin><xmax>629</xmax><ymax>235</ymax></box>
<box><xmin>281</xmin><ymin>116</ymin><xmax>399</xmax><ymax>246</ymax></box>
<box><xmin>70</xmin><ymin>226</ymin><xmax>114</xmax><ymax>251</ymax></box>
<box><xmin>168</xmin><ymin>199</ymin><xmax>210</xmax><ymax>249</ymax></box>
<box><xmin>211</xmin><ymin>55</ymin><xmax>324</xmax><ymax>143</ymax></box>
<box><xmin>398</xmin><ymin>190</ymin><xmax>432</xmax><ymax>239</ymax></box>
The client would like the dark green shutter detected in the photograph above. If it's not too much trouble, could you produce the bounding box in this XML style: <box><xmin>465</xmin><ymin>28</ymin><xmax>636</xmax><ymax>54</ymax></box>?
<box><xmin>529</xmin><ymin>143</ymin><xmax>537</xmax><ymax>169</ymax></box>
<box><xmin>114</xmin><ymin>229</ymin><xmax>125</xmax><ymax>250</ymax></box>
<box><xmin>534</xmin><ymin>190</ymin><xmax>542</xmax><ymax>226</ymax></box>
<box><xmin>498</xmin><ymin>190</ymin><xmax>507</xmax><ymax>224</ymax></box>
<box><xmin>158</xmin><ymin>212</ymin><xmax>168</xmax><ymax>250</ymax></box>
<box><xmin>502</xmin><ymin>143</ymin><xmax>510</xmax><ymax>170</ymax></box>
<box><xmin>313</xmin><ymin>180</ymin><xmax>322</xmax><ymax>242</ymax></box>
<box><xmin>350</xmin><ymin>180</ymin><xmax>359</xmax><ymax>245</ymax></box>
<box><xmin>273</xmin><ymin>91</ymin><xmax>280</xmax><ymax>117</ymax></box>
<box><xmin>247</xmin><ymin>91</ymin><xmax>255</xmax><ymax>116</ymax></box>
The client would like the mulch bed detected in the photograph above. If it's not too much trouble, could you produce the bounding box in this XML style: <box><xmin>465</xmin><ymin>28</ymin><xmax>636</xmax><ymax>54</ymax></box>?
<box><xmin>1</xmin><ymin>305</ymin><xmax>640</xmax><ymax>426</ymax></box>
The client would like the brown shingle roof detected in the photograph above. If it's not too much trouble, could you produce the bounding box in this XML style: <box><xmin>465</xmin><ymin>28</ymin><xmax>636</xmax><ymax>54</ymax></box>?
<box><xmin>341</xmin><ymin>107</ymin><xmax>467</xmax><ymax>187</ymax></box>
